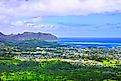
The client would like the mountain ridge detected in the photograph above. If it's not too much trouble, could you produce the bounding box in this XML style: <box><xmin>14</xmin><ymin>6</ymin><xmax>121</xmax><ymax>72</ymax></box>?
<box><xmin>0</xmin><ymin>32</ymin><xmax>57</xmax><ymax>41</ymax></box>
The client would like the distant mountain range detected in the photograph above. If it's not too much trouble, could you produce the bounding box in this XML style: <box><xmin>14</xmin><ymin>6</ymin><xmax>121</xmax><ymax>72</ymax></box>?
<box><xmin>0</xmin><ymin>32</ymin><xmax>57</xmax><ymax>41</ymax></box>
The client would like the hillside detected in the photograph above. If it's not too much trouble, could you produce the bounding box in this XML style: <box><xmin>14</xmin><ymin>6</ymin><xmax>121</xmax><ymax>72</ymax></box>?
<box><xmin>0</xmin><ymin>32</ymin><xmax>57</xmax><ymax>41</ymax></box>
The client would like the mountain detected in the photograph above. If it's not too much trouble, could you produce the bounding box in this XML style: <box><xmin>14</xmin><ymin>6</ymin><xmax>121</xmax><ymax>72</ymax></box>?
<box><xmin>0</xmin><ymin>32</ymin><xmax>4</xmax><ymax>36</ymax></box>
<box><xmin>0</xmin><ymin>32</ymin><xmax>57</xmax><ymax>41</ymax></box>
<box><xmin>0</xmin><ymin>32</ymin><xmax>7</xmax><ymax>42</ymax></box>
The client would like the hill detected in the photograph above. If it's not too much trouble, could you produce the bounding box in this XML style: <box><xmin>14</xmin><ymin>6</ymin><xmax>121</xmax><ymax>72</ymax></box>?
<box><xmin>0</xmin><ymin>32</ymin><xmax>57</xmax><ymax>41</ymax></box>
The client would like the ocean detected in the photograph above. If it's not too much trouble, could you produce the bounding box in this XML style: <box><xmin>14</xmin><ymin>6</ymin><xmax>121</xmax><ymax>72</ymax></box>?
<box><xmin>58</xmin><ymin>38</ymin><xmax>121</xmax><ymax>48</ymax></box>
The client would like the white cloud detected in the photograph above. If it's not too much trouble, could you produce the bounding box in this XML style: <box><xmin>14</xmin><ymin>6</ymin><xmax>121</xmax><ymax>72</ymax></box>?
<box><xmin>1</xmin><ymin>0</ymin><xmax>121</xmax><ymax>16</ymax></box>
<box><xmin>0</xmin><ymin>0</ymin><xmax>121</xmax><ymax>33</ymax></box>
<box><xmin>13</xmin><ymin>0</ymin><xmax>121</xmax><ymax>15</ymax></box>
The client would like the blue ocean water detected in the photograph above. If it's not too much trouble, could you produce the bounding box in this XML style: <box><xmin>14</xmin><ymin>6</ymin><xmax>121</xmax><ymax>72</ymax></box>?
<box><xmin>58</xmin><ymin>38</ymin><xmax>121</xmax><ymax>48</ymax></box>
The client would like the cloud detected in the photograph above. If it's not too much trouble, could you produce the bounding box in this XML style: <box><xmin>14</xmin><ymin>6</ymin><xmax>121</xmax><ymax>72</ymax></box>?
<box><xmin>1</xmin><ymin>0</ymin><xmax>121</xmax><ymax>16</ymax></box>
<box><xmin>58</xmin><ymin>22</ymin><xmax>92</xmax><ymax>27</ymax></box>
<box><xmin>0</xmin><ymin>0</ymin><xmax>121</xmax><ymax>34</ymax></box>
<box><xmin>19</xmin><ymin>0</ymin><xmax>121</xmax><ymax>16</ymax></box>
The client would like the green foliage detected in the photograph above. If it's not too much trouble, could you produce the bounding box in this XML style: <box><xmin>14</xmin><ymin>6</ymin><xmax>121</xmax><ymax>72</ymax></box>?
<box><xmin>0</xmin><ymin>57</ymin><xmax>21</xmax><ymax>64</ymax></box>
<box><xmin>5</xmin><ymin>39</ymin><xmax>60</xmax><ymax>48</ymax></box>
<box><xmin>0</xmin><ymin>59</ymin><xmax>121</xmax><ymax>81</ymax></box>
<box><xmin>0</xmin><ymin>41</ymin><xmax>121</xmax><ymax>81</ymax></box>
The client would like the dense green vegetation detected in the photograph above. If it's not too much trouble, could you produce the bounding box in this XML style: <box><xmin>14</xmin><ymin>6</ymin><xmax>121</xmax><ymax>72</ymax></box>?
<box><xmin>0</xmin><ymin>59</ymin><xmax>121</xmax><ymax>81</ymax></box>
<box><xmin>0</xmin><ymin>41</ymin><xmax>121</xmax><ymax>81</ymax></box>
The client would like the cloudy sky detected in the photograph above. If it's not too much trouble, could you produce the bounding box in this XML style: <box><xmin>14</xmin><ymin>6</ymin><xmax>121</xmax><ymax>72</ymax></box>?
<box><xmin>0</xmin><ymin>0</ymin><xmax>121</xmax><ymax>37</ymax></box>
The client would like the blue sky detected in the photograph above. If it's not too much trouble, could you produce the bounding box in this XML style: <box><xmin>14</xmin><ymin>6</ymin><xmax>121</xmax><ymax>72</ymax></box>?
<box><xmin>0</xmin><ymin>0</ymin><xmax>121</xmax><ymax>37</ymax></box>
<box><xmin>42</xmin><ymin>13</ymin><xmax>121</xmax><ymax>37</ymax></box>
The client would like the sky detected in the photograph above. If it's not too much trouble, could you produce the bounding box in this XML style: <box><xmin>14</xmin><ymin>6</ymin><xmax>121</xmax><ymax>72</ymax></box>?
<box><xmin>0</xmin><ymin>0</ymin><xmax>121</xmax><ymax>37</ymax></box>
